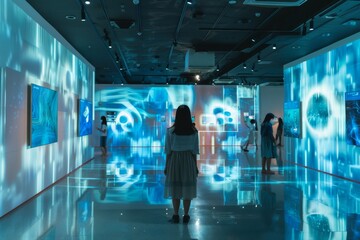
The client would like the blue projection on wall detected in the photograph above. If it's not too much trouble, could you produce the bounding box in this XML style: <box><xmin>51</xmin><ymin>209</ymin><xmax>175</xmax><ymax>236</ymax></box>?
<box><xmin>78</xmin><ymin>99</ymin><xmax>92</xmax><ymax>137</ymax></box>
<box><xmin>30</xmin><ymin>84</ymin><xmax>58</xmax><ymax>148</ymax></box>
<box><xmin>0</xmin><ymin>0</ymin><xmax>94</xmax><ymax>218</ymax></box>
<box><xmin>284</xmin><ymin>33</ymin><xmax>360</xmax><ymax>182</ymax></box>
<box><xmin>95</xmin><ymin>85</ymin><xmax>256</xmax><ymax>147</ymax></box>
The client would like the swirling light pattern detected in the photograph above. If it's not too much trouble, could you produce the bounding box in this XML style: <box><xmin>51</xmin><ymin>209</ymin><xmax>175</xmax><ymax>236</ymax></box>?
<box><xmin>284</xmin><ymin>32</ymin><xmax>360</xmax><ymax>182</ymax></box>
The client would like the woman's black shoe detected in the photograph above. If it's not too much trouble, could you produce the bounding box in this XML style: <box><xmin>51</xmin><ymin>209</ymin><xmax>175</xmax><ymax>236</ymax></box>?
<box><xmin>170</xmin><ymin>214</ymin><xmax>179</xmax><ymax>224</ymax></box>
<box><xmin>183</xmin><ymin>215</ymin><xmax>190</xmax><ymax>224</ymax></box>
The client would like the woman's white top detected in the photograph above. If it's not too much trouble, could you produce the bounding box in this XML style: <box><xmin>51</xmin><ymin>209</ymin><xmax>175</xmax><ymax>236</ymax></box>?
<box><xmin>165</xmin><ymin>127</ymin><xmax>199</xmax><ymax>155</ymax></box>
<box><xmin>100</xmin><ymin>124</ymin><xmax>107</xmax><ymax>137</ymax></box>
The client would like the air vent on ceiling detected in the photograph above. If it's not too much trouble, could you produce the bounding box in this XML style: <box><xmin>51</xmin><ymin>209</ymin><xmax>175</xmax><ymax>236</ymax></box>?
<box><xmin>243</xmin><ymin>0</ymin><xmax>307</xmax><ymax>7</ymax></box>
<box><xmin>110</xmin><ymin>19</ymin><xmax>135</xmax><ymax>29</ymax></box>
<box><xmin>184</xmin><ymin>50</ymin><xmax>216</xmax><ymax>73</ymax></box>
<box><xmin>213</xmin><ymin>78</ymin><xmax>234</xmax><ymax>84</ymax></box>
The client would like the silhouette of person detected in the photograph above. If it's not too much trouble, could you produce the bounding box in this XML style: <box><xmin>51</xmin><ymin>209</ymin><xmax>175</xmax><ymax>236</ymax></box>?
<box><xmin>261</xmin><ymin>113</ymin><xmax>277</xmax><ymax>174</ymax></box>
<box><xmin>241</xmin><ymin>117</ymin><xmax>258</xmax><ymax>152</ymax></box>
<box><xmin>275</xmin><ymin>117</ymin><xmax>284</xmax><ymax>146</ymax></box>
<box><xmin>164</xmin><ymin>105</ymin><xmax>199</xmax><ymax>224</ymax></box>
<box><xmin>97</xmin><ymin>116</ymin><xmax>108</xmax><ymax>156</ymax></box>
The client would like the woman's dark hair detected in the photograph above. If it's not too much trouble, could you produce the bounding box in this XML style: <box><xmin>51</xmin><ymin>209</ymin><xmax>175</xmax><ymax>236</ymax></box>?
<box><xmin>250</xmin><ymin>119</ymin><xmax>258</xmax><ymax>131</ymax></box>
<box><xmin>101</xmin><ymin>116</ymin><xmax>107</xmax><ymax>125</ymax></box>
<box><xmin>172</xmin><ymin>105</ymin><xmax>196</xmax><ymax>135</ymax></box>
<box><xmin>278</xmin><ymin>117</ymin><xmax>283</xmax><ymax>125</ymax></box>
<box><xmin>262</xmin><ymin>113</ymin><xmax>275</xmax><ymax>124</ymax></box>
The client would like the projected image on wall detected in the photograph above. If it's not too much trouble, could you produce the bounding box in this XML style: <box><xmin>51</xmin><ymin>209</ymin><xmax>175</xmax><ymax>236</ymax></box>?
<box><xmin>30</xmin><ymin>84</ymin><xmax>58</xmax><ymax>148</ymax></box>
<box><xmin>78</xmin><ymin>99</ymin><xmax>92</xmax><ymax>137</ymax></box>
<box><xmin>284</xmin><ymin>101</ymin><xmax>302</xmax><ymax>138</ymax></box>
<box><xmin>345</xmin><ymin>91</ymin><xmax>360</xmax><ymax>146</ymax></box>
<box><xmin>284</xmin><ymin>33</ymin><xmax>360</xmax><ymax>182</ymax></box>
<box><xmin>95</xmin><ymin>85</ymin><xmax>255</xmax><ymax>147</ymax></box>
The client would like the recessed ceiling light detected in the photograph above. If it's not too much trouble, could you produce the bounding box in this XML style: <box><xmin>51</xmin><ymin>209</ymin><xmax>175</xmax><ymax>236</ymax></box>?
<box><xmin>65</xmin><ymin>15</ymin><xmax>76</xmax><ymax>20</ymax></box>
<box><xmin>85</xmin><ymin>1</ymin><xmax>91</xmax><ymax>5</ymax></box>
<box><xmin>228</xmin><ymin>0</ymin><xmax>237</xmax><ymax>4</ymax></box>
<box><xmin>342</xmin><ymin>19</ymin><xmax>360</xmax><ymax>27</ymax></box>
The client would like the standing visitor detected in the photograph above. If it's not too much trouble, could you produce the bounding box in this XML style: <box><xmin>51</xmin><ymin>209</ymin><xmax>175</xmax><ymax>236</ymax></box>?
<box><xmin>164</xmin><ymin>105</ymin><xmax>199</xmax><ymax>224</ymax></box>
<box><xmin>275</xmin><ymin>117</ymin><xmax>284</xmax><ymax>146</ymax></box>
<box><xmin>261</xmin><ymin>113</ymin><xmax>277</xmax><ymax>174</ymax></box>
<box><xmin>97</xmin><ymin>116</ymin><xmax>108</xmax><ymax>156</ymax></box>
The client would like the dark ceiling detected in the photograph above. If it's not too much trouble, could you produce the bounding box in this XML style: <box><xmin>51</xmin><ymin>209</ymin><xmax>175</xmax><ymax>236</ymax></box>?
<box><xmin>25</xmin><ymin>0</ymin><xmax>360</xmax><ymax>85</ymax></box>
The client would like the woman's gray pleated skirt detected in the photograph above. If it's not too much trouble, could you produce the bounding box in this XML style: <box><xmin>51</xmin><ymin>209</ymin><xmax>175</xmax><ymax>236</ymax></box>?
<box><xmin>164</xmin><ymin>151</ymin><xmax>197</xmax><ymax>200</ymax></box>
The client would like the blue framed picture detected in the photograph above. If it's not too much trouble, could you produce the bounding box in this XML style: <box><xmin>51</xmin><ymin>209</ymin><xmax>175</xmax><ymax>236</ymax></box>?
<box><xmin>345</xmin><ymin>91</ymin><xmax>360</xmax><ymax>146</ymax></box>
<box><xmin>78</xmin><ymin>99</ymin><xmax>93</xmax><ymax>137</ymax></box>
<box><xmin>30</xmin><ymin>84</ymin><xmax>58</xmax><ymax>148</ymax></box>
<box><xmin>284</xmin><ymin>101</ymin><xmax>302</xmax><ymax>138</ymax></box>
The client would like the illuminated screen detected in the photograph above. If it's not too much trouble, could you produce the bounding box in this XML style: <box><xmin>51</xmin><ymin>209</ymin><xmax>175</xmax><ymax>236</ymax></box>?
<box><xmin>284</xmin><ymin>33</ymin><xmax>360</xmax><ymax>181</ymax></box>
<box><xmin>78</xmin><ymin>99</ymin><xmax>92</xmax><ymax>137</ymax></box>
<box><xmin>284</xmin><ymin>101</ymin><xmax>302</xmax><ymax>138</ymax></box>
<box><xmin>30</xmin><ymin>84</ymin><xmax>58</xmax><ymax>148</ymax></box>
<box><xmin>345</xmin><ymin>91</ymin><xmax>360</xmax><ymax>146</ymax></box>
<box><xmin>95</xmin><ymin>85</ymin><xmax>256</xmax><ymax>147</ymax></box>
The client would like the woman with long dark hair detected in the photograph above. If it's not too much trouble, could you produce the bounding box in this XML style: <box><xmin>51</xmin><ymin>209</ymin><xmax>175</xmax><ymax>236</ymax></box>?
<box><xmin>164</xmin><ymin>105</ymin><xmax>199</xmax><ymax>224</ymax></box>
<box><xmin>261</xmin><ymin>113</ymin><xmax>277</xmax><ymax>174</ymax></box>
<box><xmin>275</xmin><ymin>117</ymin><xmax>284</xmax><ymax>146</ymax></box>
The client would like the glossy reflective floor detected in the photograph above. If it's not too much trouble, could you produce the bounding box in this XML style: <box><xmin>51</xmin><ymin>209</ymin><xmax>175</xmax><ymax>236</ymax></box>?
<box><xmin>1</xmin><ymin>146</ymin><xmax>360</xmax><ymax>240</ymax></box>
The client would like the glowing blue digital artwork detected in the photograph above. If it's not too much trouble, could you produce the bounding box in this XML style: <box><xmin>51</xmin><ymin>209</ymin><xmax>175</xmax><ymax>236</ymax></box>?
<box><xmin>345</xmin><ymin>91</ymin><xmax>360</xmax><ymax>146</ymax></box>
<box><xmin>284</xmin><ymin>33</ymin><xmax>360</xmax><ymax>182</ymax></box>
<box><xmin>78</xmin><ymin>99</ymin><xmax>92</xmax><ymax>137</ymax></box>
<box><xmin>0</xmin><ymin>0</ymin><xmax>94</xmax><ymax>217</ymax></box>
<box><xmin>284</xmin><ymin>101</ymin><xmax>301</xmax><ymax>138</ymax></box>
<box><xmin>95</xmin><ymin>85</ymin><xmax>256</xmax><ymax>147</ymax></box>
<box><xmin>30</xmin><ymin>84</ymin><xmax>58</xmax><ymax>147</ymax></box>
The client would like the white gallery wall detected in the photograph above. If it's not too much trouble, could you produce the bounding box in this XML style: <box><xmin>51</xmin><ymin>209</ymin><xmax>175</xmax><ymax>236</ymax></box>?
<box><xmin>0</xmin><ymin>0</ymin><xmax>94</xmax><ymax>217</ymax></box>
<box><xmin>259</xmin><ymin>85</ymin><xmax>285</xmax><ymax>135</ymax></box>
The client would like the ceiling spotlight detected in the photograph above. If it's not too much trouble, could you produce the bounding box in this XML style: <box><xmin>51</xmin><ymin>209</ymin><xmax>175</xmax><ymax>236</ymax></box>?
<box><xmin>228</xmin><ymin>0</ymin><xmax>237</xmax><ymax>4</ymax></box>
<box><xmin>309</xmin><ymin>18</ymin><xmax>314</xmax><ymax>31</ymax></box>
<box><xmin>81</xmin><ymin>5</ymin><xmax>86</xmax><ymax>22</ymax></box>
<box><xmin>272</xmin><ymin>44</ymin><xmax>277</xmax><ymax>50</ymax></box>
<box><xmin>115</xmin><ymin>53</ymin><xmax>120</xmax><ymax>63</ymax></box>
<box><xmin>216</xmin><ymin>65</ymin><xmax>220</xmax><ymax>71</ymax></box>
<box><xmin>243</xmin><ymin>63</ymin><xmax>247</xmax><ymax>69</ymax></box>
<box><xmin>186</xmin><ymin>0</ymin><xmax>193</xmax><ymax>5</ymax></box>
<box><xmin>251</xmin><ymin>64</ymin><xmax>255</xmax><ymax>72</ymax></box>
<box><xmin>166</xmin><ymin>64</ymin><xmax>169</xmax><ymax>71</ymax></box>
<box><xmin>257</xmin><ymin>54</ymin><xmax>261</xmax><ymax>62</ymax></box>
<box><xmin>84</xmin><ymin>1</ymin><xmax>91</xmax><ymax>5</ymax></box>
<box><xmin>195</xmin><ymin>74</ymin><xmax>200</xmax><ymax>81</ymax></box>
<box><xmin>108</xmin><ymin>39</ymin><xmax>112</xmax><ymax>48</ymax></box>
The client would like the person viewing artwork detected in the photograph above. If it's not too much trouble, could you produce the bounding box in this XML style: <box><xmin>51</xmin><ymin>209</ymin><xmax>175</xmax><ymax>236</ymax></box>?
<box><xmin>261</xmin><ymin>113</ymin><xmax>277</xmax><ymax>174</ymax></box>
<box><xmin>241</xmin><ymin>117</ymin><xmax>258</xmax><ymax>152</ymax></box>
<box><xmin>97</xmin><ymin>115</ymin><xmax>108</xmax><ymax>156</ymax></box>
<box><xmin>275</xmin><ymin>117</ymin><xmax>284</xmax><ymax>146</ymax></box>
<box><xmin>164</xmin><ymin>105</ymin><xmax>199</xmax><ymax>224</ymax></box>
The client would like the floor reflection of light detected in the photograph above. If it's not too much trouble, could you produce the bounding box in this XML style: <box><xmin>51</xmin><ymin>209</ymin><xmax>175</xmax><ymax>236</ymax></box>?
<box><xmin>195</xmin><ymin>218</ymin><xmax>200</xmax><ymax>226</ymax></box>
